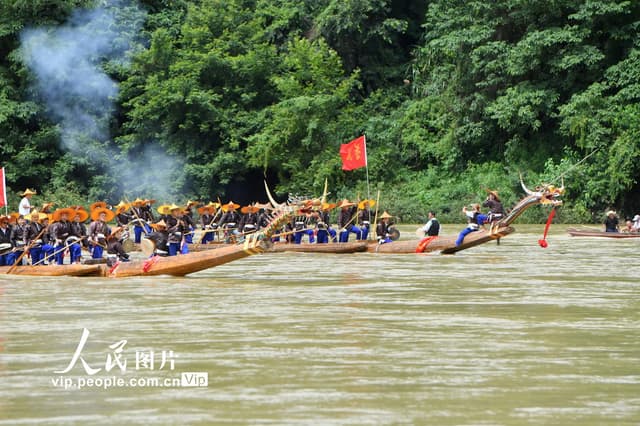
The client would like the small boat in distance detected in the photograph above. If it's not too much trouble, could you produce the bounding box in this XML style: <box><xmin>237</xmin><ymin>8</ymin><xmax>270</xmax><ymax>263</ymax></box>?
<box><xmin>567</xmin><ymin>228</ymin><xmax>640</xmax><ymax>238</ymax></box>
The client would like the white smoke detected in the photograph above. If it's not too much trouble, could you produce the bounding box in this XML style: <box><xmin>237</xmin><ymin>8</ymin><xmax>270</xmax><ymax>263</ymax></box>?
<box><xmin>20</xmin><ymin>0</ymin><xmax>185</xmax><ymax>201</ymax></box>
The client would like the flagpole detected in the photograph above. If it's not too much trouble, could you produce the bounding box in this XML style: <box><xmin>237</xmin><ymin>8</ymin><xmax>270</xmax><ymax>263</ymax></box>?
<box><xmin>363</xmin><ymin>135</ymin><xmax>371</xmax><ymax>204</ymax></box>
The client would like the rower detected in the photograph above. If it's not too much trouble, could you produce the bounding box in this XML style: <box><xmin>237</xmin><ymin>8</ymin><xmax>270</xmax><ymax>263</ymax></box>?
<box><xmin>9</xmin><ymin>215</ymin><xmax>28</xmax><ymax>265</ymax></box>
<box><xmin>24</xmin><ymin>210</ymin><xmax>46</xmax><ymax>265</ymax></box>
<box><xmin>218</xmin><ymin>201</ymin><xmax>241</xmax><ymax>243</ymax></box>
<box><xmin>89</xmin><ymin>207</ymin><xmax>114</xmax><ymax>260</ymax></box>
<box><xmin>357</xmin><ymin>199</ymin><xmax>375</xmax><ymax>240</ymax></box>
<box><xmin>166</xmin><ymin>204</ymin><xmax>188</xmax><ymax>256</ymax></box>
<box><xmin>0</xmin><ymin>215</ymin><xmax>14</xmax><ymax>266</ymax></box>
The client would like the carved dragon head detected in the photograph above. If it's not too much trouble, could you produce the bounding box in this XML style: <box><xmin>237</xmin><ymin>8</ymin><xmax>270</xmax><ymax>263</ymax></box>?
<box><xmin>519</xmin><ymin>174</ymin><xmax>565</xmax><ymax>206</ymax></box>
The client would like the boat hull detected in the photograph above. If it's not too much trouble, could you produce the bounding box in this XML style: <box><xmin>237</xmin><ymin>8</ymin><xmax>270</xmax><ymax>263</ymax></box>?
<box><xmin>0</xmin><ymin>264</ymin><xmax>104</xmax><ymax>276</ymax></box>
<box><xmin>103</xmin><ymin>242</ymin><xmax>263</xmax><ymax>277</ymax></box>
<box><xmin>567</xmin><ymin>228</ymin><xmax>640</xmax><ymax>238</ymax></box>
<box><xmin>367</xmin><ymin>226</ymin><xmax>515</xmax><ymax>254</ymax></box>
<box><xmin>267</xmin><ymin>241</ymin><xmax>368</xmax><ymax>253</ymax></box>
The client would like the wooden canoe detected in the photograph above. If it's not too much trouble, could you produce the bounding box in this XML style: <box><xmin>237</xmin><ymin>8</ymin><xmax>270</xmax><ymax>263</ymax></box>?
<box><xmin>266</xmin><ymin>241</ymin><xmax>368</xmax><ymax>253</ymax></box>
<box><xmin>0</xmin><ymin>264</ymin><xmax>104</xmax><ymax>276</ymax></box>
<box><xmin>567</xmin><ymin>228</ymin><xmax>640</xmax><ymax>238</ymax></box>
<box><xmin>102</xmin><ymin>240</ymin><xmax>265</xmax><ymax>277</ymax></box>
<box><xmin>367</xmin><ymin>226</ymin><xmax>514</xmax><ymax>254</ymax></box>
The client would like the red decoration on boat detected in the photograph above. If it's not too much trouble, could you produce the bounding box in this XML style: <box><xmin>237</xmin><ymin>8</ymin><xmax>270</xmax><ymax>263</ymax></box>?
<box><xmin>538</xmin><ymin>207</ymin><xmax>556</xmax><ymax>248</ymax></box>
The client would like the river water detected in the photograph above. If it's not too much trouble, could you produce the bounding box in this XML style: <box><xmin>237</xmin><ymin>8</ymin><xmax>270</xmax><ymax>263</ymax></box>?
<box><xmin>1</xmin><ymin>225</ymin><xmax>639</xmax><ymax>425</ymax></box>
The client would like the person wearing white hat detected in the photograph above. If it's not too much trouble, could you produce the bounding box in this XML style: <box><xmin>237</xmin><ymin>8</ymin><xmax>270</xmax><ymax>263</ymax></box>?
<box><xmin>19</xmin><ymin>189</ymin><xmax>36</xmax><ymax>217</ymax></box>
<box><xmin>632</xmin><ymin>214</ymin><xmax>640</xmax><ymax>232</ymax></box>
<box><xmin>604</xmin><ymin>210</ymin><xmax>619</xmax><ymax>233</ymax></box>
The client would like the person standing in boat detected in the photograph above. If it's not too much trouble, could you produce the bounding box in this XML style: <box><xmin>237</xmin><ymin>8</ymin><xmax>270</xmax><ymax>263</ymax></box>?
<box><xmin>632</xmin><ymin>214</ymin><xmax>640</xmax><ymax>232</ymax></box>
<box><xmin>183</xmin><ymin>201</ymin><xmax>199</xmax><ymax>244</ymax></box>
<box><xmin>18</xmin><ymin>189</ymin><xmax>36</xmax><ymax>219</ymax></box>
<box><xmin>0</xmin><ymin>215</ymin><xmax>13</xmax><ymax>266</ymax></box>
<box><xmin>130</xmin><ymin>199</ymin><xmax>149</xmax><ymax>244</ymax></box>
<box><xmin>455</xmin><ymin>204</ymin><xmax>488</xmax><ymax>246</ymax></box>
<box><xmin>604</xmin><ymin>210</ymin><xmax>619</xmax><ymax>233</ymax></box>
<box><xmin>421</xmin><ymin>211</ymin><xmax>440</xmax><ymax>236</ymax></box>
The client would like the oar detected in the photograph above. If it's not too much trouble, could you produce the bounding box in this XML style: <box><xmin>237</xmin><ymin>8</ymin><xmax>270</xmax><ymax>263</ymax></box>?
<box><xmin>5</xmin><ymin>225</ymin><xmax>49</xmax><ymax>273</ymax></box>
<box><xmin>371</xmin><ymin>189</ymin><xmax>381</xmax><ymax>241</ymax></box>
<box><xmin>31</xmin><ymin>236</ymin><xmax>87</xmax><ymax>266</ymax></box>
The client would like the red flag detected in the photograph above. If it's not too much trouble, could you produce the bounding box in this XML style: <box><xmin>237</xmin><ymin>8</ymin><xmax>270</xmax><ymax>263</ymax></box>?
<box><xmin>340</xmin><ymin>136</ymin><xmax>367</xmax><ymax>170</ymax></box>
<box><xmin>0</xmin><ymin>167</ymin><xmax>6</xmax><ymax>208</ymax></box>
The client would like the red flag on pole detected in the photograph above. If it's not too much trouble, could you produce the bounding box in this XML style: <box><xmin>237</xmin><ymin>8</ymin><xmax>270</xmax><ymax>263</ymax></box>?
<box><xmin>0</xmin><ymin>167</ymin><xmax>7</xmax><ymax>208</ymax></box>
<box><xmin>340</xmin><ymin>136</ymin><xmax>367</xmax><ymax>170</ymax></box>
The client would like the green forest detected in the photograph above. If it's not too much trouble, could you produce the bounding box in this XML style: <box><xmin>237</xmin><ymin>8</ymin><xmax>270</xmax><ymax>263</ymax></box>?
<box><xmin>1</xmin><ymin>0</ymin><xmax>639</xmax><ymax>223</ymax></box>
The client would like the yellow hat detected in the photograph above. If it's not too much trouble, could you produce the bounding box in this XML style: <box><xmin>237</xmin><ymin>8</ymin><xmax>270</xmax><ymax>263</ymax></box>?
<box><xmin>358</xmin><ymin>199</ymin><xmax>376</xmax><ymax>209</ymax></box>
<box><xmin>379</xmin><ymin>211</ymin><xmax>393</xmax><ymax>219</ymax></box>
<box><xmin>21</xmin><ymin>188</ymin><xmax>37</xmax><ymax>196</ymax></box>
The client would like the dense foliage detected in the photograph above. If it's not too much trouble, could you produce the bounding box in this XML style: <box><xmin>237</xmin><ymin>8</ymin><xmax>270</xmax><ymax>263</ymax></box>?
<box><xmin>1</xmin><ymin>0</ymin><xmax>639</xmax><ymax>223</ymax></box>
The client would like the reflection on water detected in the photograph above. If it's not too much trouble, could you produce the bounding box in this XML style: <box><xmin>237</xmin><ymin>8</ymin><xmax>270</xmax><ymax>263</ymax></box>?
<box><xmin>1</xmin><ymin>226</ymin><xmax>639</xmax><ymax>425</ymax></box>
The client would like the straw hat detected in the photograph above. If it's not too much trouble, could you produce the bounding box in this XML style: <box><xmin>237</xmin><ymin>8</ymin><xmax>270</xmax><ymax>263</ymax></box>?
<box><xmin>41</xmin><ymin>202</ymin><xmax>55</xmax><ymax>212</ymax></box>
<box><xmin>21</xmin><ymin>188</ymin><xmax>37</xmax><ymax>196</ymax></box>
<box><xmin>221</xmin><ymin>201</ymin><xmax>240</xmax><ymax>212</ymax></box>
<box><xmin>321</xmin><ymin>202</ymin><xmax>337</xmax><ymax>211</ymax></box>
<box><xmin>358</xmin><ymin>199</ymin><xmax>376</xmax><ymax>209</ymax></box>
<box><xmin>9</xmin><ymin>212</ymin><xmax>20</xmax><ymax>224</ymax></box>
<box><xmin>90</xmin><ymin>207</ymin><xmax>115</xmax><ymax>222</ymax></box>
<box><xmin>157</xmin><ymin>204</ymin><xmax>173</xmax><ymax>215</ymax></box>
<box><xmin>197</xmin><ymin>202</ymin><xmax>219</xmax><ymax>215</ymax></box>
<box><xmin>39</xmin><ymin>213</ymin><xmax>49</xmax><ymax>222</ymax></box>
<box><xmin>606</xmin><ymin>210</ymin><xmax>617</xmax><ymax>216</ymax></box>
<box><xmin>73</xmin><ymin>208</ymin><xmax>90</xmax><ymax>222</ymax></box>
<box><xmin>132</xmin><ymin>198</ymin><xmax>145</xmax><ymax>207</ymax></box>
<box><xmin>379</xmin><ymin>211</ymin><xmax>393</xmax><ymax>219</ymax></box>
<box><xmin>52</xmin><ymin>207</ymin><xmax>76</xmax><ymax>222</ymax></box>
<box><xmin>254</xmin><ymin>202</ymin><xmax>272</xmax><ymax>211</ymax></box>
<box><xmin>144</xmin><ymin>199</ymin><xmax>156</xmax><ymax>205</ymax></box>
<box><xmin>29</xmin><ymin>210</ymin><xmax>42</xmax><ymax>222</ymax></box>
<box><xmin>114</xmin><ymin>201</ymin><xmax>130</xmax><ymax>215</ymax></box>
<box><xmin>338</xmin><ymin>199</ymin><xmax>355</xmax><ymax>209</ymax></box>
<box><xmin>169</xmin><ymin>204</ymin><xmax>182</xmax><ymax>212</ymax></box>
<box><xmin>0</xmin><ymin>215</ymin><xmax>10</xmax><ymax>224</ymax></box>
<box><xmin>151</xmin><ymin>219</ymin><xmax>167</xmax><ymax>229</ymax></box>
<box><xmin>186</xmin><ymin>200</ymin><xmax>200</xmax><ymax>208</ymax></box>
<box><xmin>90</xmin><ymin>201</ymin><xmax>107</xmax><ymax>211</ymax></box>
<box><xmin>241</xmin><ymin>205</ymin><xmax>259</xmax><ymax>214</ymax></box>
<box><xmin>485</xmin><ymin>189</ymin><xmax>500</xmax><ymax>201</ymax></box>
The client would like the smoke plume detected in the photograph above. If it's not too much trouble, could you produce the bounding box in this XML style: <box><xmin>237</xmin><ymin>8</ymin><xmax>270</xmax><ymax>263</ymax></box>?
<box><xmin>20</xmin><ymin>0</ymin><xmax>185</xmax><ymax>201</ymax></box>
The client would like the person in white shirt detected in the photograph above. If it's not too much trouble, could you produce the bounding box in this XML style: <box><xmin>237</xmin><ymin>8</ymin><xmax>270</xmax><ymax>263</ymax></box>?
<box><xmin>421</xmin><ymin>211</ymin><xmax>440</xmax><ymax>236</ymax></box>
<box><xmin>632</xmin><ymin>214</ymin><xmax>640</xmax><ymax>232</ymax></box>
<box><xmin>19</xmin><ymin>189</ymin><xmax>36</xmax><ymax>217</ymax></box>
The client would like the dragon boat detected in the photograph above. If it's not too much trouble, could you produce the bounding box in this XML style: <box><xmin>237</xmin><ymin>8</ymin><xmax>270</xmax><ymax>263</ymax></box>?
<box><xmin>367</xmin><ymin>180</ymin><xmax>564</xmax><ymax>254</ymax></box>
<box><xmin>567</xmin><ymin>228</ymin><xmax>640</xmax><ymax>238</ymax></box>
<box><xmin>2</xmin><ymin>197</ymin><xmax>294</xmax><ymax>278</ymax></box>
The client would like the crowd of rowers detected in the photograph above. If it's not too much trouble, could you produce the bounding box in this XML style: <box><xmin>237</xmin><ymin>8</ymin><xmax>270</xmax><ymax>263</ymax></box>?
<box><xmin>0</xmin><ymin>188</ymin><xmax>399</xmax><ymax>266</ymax></box>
